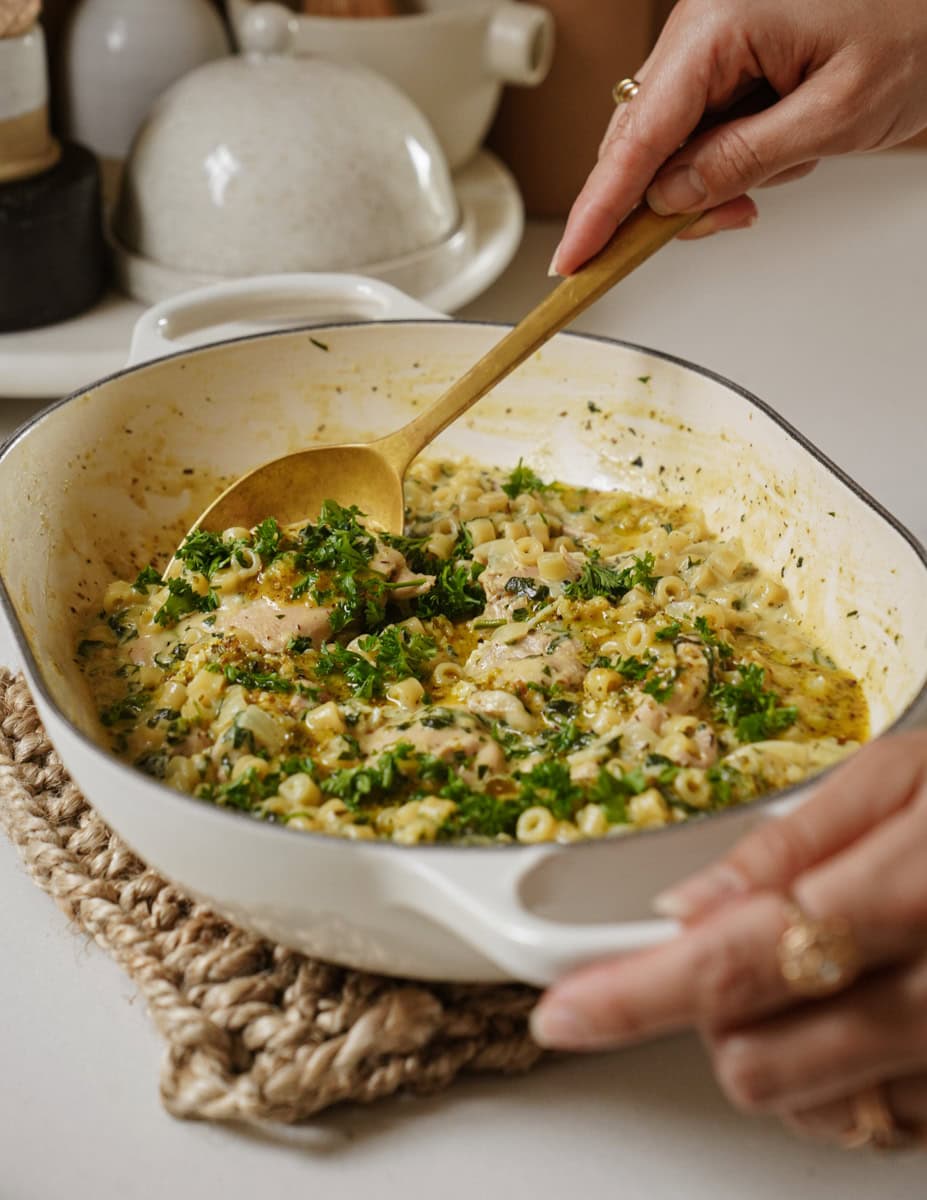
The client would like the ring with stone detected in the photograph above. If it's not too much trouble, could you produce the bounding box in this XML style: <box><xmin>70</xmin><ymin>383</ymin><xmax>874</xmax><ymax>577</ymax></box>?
<box><xmin>776</xmin><ymin>901</ymin><xmax>862</xmax><ymax>998</ymax></box>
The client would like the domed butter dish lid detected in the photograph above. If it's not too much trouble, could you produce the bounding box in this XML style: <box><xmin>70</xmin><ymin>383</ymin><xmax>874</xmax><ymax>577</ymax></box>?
<box><xmin>112</xmin><ymin>7</ymin><xmax>468</xmax><ymax>303</ymax></box>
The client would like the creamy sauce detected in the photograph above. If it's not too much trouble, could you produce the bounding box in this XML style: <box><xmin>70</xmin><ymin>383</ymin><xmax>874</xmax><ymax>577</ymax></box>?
<box><xmin>75</xmin><ymin>458</ymin><xmax>867</xmax><ymax>844</ymax></box>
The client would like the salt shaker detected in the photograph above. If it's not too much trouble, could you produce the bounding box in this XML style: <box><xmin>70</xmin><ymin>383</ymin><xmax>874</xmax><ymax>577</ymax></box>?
<box><xmin>59</xmin><ymin>0</ymin><xmax>230</xmax><ymax>204</ymax></box>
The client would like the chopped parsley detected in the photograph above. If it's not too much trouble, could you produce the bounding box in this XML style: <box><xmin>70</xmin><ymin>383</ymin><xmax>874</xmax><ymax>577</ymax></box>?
<box><xmin>316</xmin><ymin>644</ymin><xmax>381</xmax><ymax>699</ymax></box>
<box><xmin>420</xmin><ymin>708</ymin><xmax>457</xmax><ymax>729</ymax></box>
<box><xmin>77</xmin><ymin>639</ymin><xmax>105</xmax><ymax>656</ymax></box>
<box><xmin>589</xmin><ymin>766</ymin><xmax>647</xmax><ymax>823</ymax></box>
<box><xmin>106</xmin><ymin>611</ymin><xmax>138</xmax><ymax>644</ymax></box>
<box><xmin>153</xmin><ymin>578</ymin><xmax>219</xmax><ymax>627</ymax></box>
<box><xmin>707</xmin><ymin>763</ymin><xmax>750</xmax><ymax>806</ymax></box>
<box><xmin>133</xmin><ymin>564</ymin><xmax>162</xmax><ymax>593</ymax></box>
<box><xmin>564</xmin><ymin>551</ymin><xmax>659</xmax><ymax>602</ymax></box>
<box><xmin>593</xmin><ymin>653</ymin><xmax>655</xmax><ymax>681</ymax></box>
<box><xmin>710</xmin><ymin>664</ymin><xmax>798</xmax><ymax>743</ymax></box>
<box><xmin>504</xmin><ymin>576</ymin><xmax>550</xmax><ymax>603</ymax></box>
<box><xmin>515</xmin><ymin>759</ymin><xmax>581</xmax><ymax>820</ymax></box>
<box><xmin>358</xmin><ymin>625</ymin><xmax>437</xmax><ymax>683</ymax></box>
<box><xmin>642</xmin><ymin>669</ymin><xmax>677</xmax><ymax>702</ymax></box>
<box><xmin>501</xmin><ymin>459</ymin><xmax>550</xmax><ymax>499</ymax></box>
<box><xmin>219</xmin><ymin>662</ymin><xmax>296</xmax><ymax>693</ymax></box>
<box><xmin>175</xmin><ymin>529</ymin><xmax>247</xmax><ymax>579</ymax></box>
<box><xmin>100</xmin><ymin>691</ymin><xmax>150</xmax><ymax>727</ymax></box>
<box><xmin>414</xmin><ymin>560</ymin><xmax>485</xmax><ymax>621</ymax></box>
<box><xmin>317</xmin><ymin>626</ymin><xmax>437</xmax><ymax>699</ymax></box>
<box><xmin>695</xmin><ymin>615</ymin><xmax>733</xmax><ymax>660</ymax></box>
<box><xmin>252</xmin><ymin>517</ymin><xmax>282</xmax><ymax>562</ymax></box>
<box><xmin>296</xmin><ymin>500</ymin><xmax>375</xmax><ymax>573</ymax></box>
<box><xmin>655</xmin><ymin>620</ymin><xmax>682</xmax><ymax>642</ymax></box>
<box><xmin>154</xmin><ymin>643</ymin><xmax>189</xmax><ymax>668</ymax></box>
<box><xmin>438</xmin><ymin>774</ymin><xmax>531</xmax><ymax>840</ymax></box>
<box><xmin>322</xmin><ymin>743</ymin><xmax>414</xmax><ymax>810</ymax></box>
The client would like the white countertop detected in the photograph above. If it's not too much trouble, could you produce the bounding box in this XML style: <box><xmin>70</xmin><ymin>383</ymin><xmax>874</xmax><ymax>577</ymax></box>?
<box><xmin>2</xmin><ymin>152</ymin><xmax>925</xmax><ymax>1199</ymax></box>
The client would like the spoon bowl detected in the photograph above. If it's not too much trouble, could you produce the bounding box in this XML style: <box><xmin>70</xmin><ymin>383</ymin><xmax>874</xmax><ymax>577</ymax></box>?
<box><xmin>195</xmin><ymin>441</ymin><xmax>407</xmax><ymax>534</ymax></box>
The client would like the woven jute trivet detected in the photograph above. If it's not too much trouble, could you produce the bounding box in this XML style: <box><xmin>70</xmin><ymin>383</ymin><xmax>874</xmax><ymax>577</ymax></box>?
<box><xmin>0</xmin><ymin>669</ymin><xmax>543</xmax><ymax>1123</ymax></box>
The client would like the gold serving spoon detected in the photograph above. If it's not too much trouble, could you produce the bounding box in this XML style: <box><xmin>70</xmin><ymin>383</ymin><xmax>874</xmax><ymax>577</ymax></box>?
<box><xmin>182</xmin><ymin>205</ymin><xmax>699</xmax><ymax>540</ymax></box>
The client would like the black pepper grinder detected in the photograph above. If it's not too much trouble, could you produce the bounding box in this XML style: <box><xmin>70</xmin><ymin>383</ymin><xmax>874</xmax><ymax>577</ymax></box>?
<box><xmin>0</xmin><ymin>2</ymin><xmax>105</xmax><ymax>332</ymax></box>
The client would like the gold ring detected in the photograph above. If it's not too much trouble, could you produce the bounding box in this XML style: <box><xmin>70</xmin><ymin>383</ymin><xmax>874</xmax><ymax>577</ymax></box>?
<box><xmin>776</xmin><ymin>902</ymin><xmax>862</xmax><ymax>998</ymax></box>
<box><xmin>613</xmin><ymin>77</ymin><xmax>641</xmax><ymax>105</ymax></box>
<box><xmin>841</xmin><ymin>1085</ymin><xmax>910</xmax><ymax>1151</ymax></box>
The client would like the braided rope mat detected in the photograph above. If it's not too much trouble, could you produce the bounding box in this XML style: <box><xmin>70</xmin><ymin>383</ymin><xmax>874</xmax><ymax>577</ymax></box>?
<box><xmin>0</xmin><ymin>669</ymin><xmax>543</xmax><ymax>1123</ymax></box>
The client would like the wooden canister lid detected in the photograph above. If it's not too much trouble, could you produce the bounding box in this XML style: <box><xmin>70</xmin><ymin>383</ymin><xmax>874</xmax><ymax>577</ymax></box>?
<box><xmin>0</xmin><ymin>0</ymin><xmax>41</xmax><ymax>39</ymax></box>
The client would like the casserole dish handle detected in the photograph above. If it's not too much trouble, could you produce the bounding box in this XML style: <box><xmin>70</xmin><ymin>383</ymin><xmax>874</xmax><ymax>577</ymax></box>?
<box><xmin>402</xmin><ymin>851</ymin><xmax>678</xmax><ymax>987</ymax></box>
<box><xmin>127</xmin><ymin>273</ymin><xmax>447</xmax><ymax>366</ymax></box>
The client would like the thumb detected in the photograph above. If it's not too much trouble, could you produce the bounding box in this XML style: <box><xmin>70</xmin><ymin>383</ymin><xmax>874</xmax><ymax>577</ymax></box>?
<box><xmin>652</xmin><ymin>731</ymin><xmax>927</xmax><ymax>921</ymax></box>
<box><xmin>646</xmin><ymin>72</ymin><xmax>858</xmax><ymax>215</ymax></box>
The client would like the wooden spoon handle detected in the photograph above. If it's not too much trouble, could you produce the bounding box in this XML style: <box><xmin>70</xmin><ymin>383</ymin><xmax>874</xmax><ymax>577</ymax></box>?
<box><xmin>376</xmin><ymin>204</ymin><xmax>700</xmax><ymax>473</ymax></box>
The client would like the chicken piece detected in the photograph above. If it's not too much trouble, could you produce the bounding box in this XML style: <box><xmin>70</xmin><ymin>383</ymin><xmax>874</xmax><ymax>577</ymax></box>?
<box><xmin>666</xmin><ymin>642</ymin><xmax>710</xmax><ymax>715</ymax></box>
<box><xmin>686</xmin><ymin>723</ymin><xmax>718</xmax><ymax>768</ymax></box>
<box><xmin>477</xmin><ymin>551</ymin><xmax>582</xmax><ymax>621</ymax></box>
<box><xmin>466</xmin><ymin>631</ymin><xmax>586</xmax><ymax>691</ymax></box>
<box><xmin>215</xmin><ymin>597</ymin><xmax>331</xmax><ymax>653</ymax></box>
<box><xmin>620</xmin><ymin>694</ymin><xmax>666</xmax><ymax>757</ymax></box>
<box><xmin>362</xmin><ymin>711</ymin><xmax>505</xmax><ymax>783</ymax></box>
<box><xmin>368</xmin><ymin>544</ymin><xmax>434</xmax><ymax>599</ymax></box>
<box><xmin>468</xmin><ymin>689</ymin><xmax>540</xmax><ymax>733</ymax></box>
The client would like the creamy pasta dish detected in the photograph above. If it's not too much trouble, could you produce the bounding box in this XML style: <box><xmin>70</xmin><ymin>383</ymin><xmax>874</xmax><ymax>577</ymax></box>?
<box><xmin>76</xmin><ymin>459</ymin><xmax>867</xmax><ymax>845</ymax></box>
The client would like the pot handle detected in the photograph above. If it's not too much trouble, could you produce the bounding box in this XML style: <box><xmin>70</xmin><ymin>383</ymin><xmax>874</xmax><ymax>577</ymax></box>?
<box><xmin>485</xmin><ymin>3</ymin><xmax>555</xmax><ymax>87</ymax></box>
<box><xmin>401</xmin><ymin>850</ymin><xmax>677</xmax><ymax>987</ymax></box>
<box><xmin>127</xmin><ymin>273</ymin><xmax>447</xmax><ymax>366</ymax></box>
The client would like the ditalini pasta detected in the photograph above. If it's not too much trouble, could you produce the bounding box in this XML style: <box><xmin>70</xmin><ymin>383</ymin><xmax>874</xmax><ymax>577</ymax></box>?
<box><xmin>76</xmin><ymin>459</ymin><xmax>867</xmax><ymax>844</ymax></box>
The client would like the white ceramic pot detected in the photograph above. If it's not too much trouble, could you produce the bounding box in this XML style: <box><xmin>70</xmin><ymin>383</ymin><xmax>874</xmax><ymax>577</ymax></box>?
<box><xmin>112</xmin><ymin>47</ymin><xmax>464</xmax><ymax>297</ymax></box>
<box><xmin>59</xmin><ymin>0</ymin><xmax>230</xmax><ymax>164</ymax></box>
<box><xmin>227</xmin><ymin>0</ymin><xmax>555</xmax><ymax>169</ymax></box>
<box><xmin>1</xmin><ymin>274</ymin><xmax>925</xmax><ymax>985</ymax></box>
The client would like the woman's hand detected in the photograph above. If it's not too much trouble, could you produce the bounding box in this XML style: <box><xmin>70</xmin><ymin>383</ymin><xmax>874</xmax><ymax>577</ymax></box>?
<box><xmin>552</xmin><ymin>0</ymin><xmax>927</xmax><ymax>274</ymax></box>
<box><xmin>530</xmin><ymin>729</ymin><xmax>927</xmax><ymax>1146</ymax></box>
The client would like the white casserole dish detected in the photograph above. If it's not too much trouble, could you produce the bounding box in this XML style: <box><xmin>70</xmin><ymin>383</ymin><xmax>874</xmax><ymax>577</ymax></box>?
<box><xmin>1</xmin><ymin>274</ymin><xmax>925</xmax><ymax>985</ymax></box>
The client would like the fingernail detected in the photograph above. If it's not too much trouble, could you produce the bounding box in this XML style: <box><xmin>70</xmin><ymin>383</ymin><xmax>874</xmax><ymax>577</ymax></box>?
<box><xmin>530</xmin><ymin>1003</ymin><xmax>606</xmax><ymax>1050</ymax></box>
<box><xmin>646</xmin><ymin>165</ymin><xmax>707</xmax><ymax>215</ymax></box>
<box><xmin>547</xmin><ymin>239</ymin><xmax>563</xmax><ymax>277</ymax></box>
<box><xmin>653</xmin><ymin>863</ymin><xmax>748</xmax><ymax>920</ymax></box>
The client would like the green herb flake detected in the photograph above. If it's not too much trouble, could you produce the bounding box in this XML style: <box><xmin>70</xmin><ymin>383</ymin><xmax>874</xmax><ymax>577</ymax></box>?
<box><xmin>175</xmin><ymin>529</ymin><xmax>247</xmax><ymax>579</ymax></box>
<box><xmin>100</xmin><ymin>691</ymin><xmax>150</xmax><ymax>727</ymax></box>
<box><xmin>153</xmin><ymin>578</ymin><xmax>219</xmax><ymax>627</ymax></box>
<box><xmin>133</xmin><ymin>565</ymin><xmax>162</xmax><ymax>593</ymax></box>
<box><xmin>710</xmin><ymin>664</ymin><xmax>798</xmax><ymax>744</ymax></box>
<box><xmin>221</xmin><ymin>662</ymin><xmax>296</xmax><ymax>693</ymax></box>
<box><xmin>564</xmin><ymin>551</ymin><xmax>660</xmax><ymax>603</ymax></box>
<box><xmin>415</xmin><ymin>561</ymin><xmax>486</xmax><ymax>621</ymax></box>
<box><xmin>252</xmin><ymin>517</ymin><xmax>282</xmax><ymax>562</ymax></box>
<box><xmin>642</xmin><ymin>670</ymin><xmax>677</xmax><ymax>702</ymax></box>
<box><xmin>694</xmin><ymin>615</ymin><xmax>734</xmax><ymax>660</ymax></box>
<box><xmin>501</xmin><ymin>459</ymin><xmax>550</xmax><ymax>500</ymax></box>
<box><xmin>504</xmin><ymin>576</ymin><xmax>550</xmax><ymax>603</ymax></box>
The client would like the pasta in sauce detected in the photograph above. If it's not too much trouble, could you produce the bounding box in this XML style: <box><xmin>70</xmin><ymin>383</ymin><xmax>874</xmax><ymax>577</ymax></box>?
<box><xmin>76</xmin><ymin>458</ymin><xmax>867</xmax><ymax>845</ymax></box>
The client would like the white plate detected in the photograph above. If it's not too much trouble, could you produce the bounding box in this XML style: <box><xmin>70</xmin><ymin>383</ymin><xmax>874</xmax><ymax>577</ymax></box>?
<box><xmin>0</xmin><ymin>150</ymin><xmax>523</xmax><ymax>401</ymax></box>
